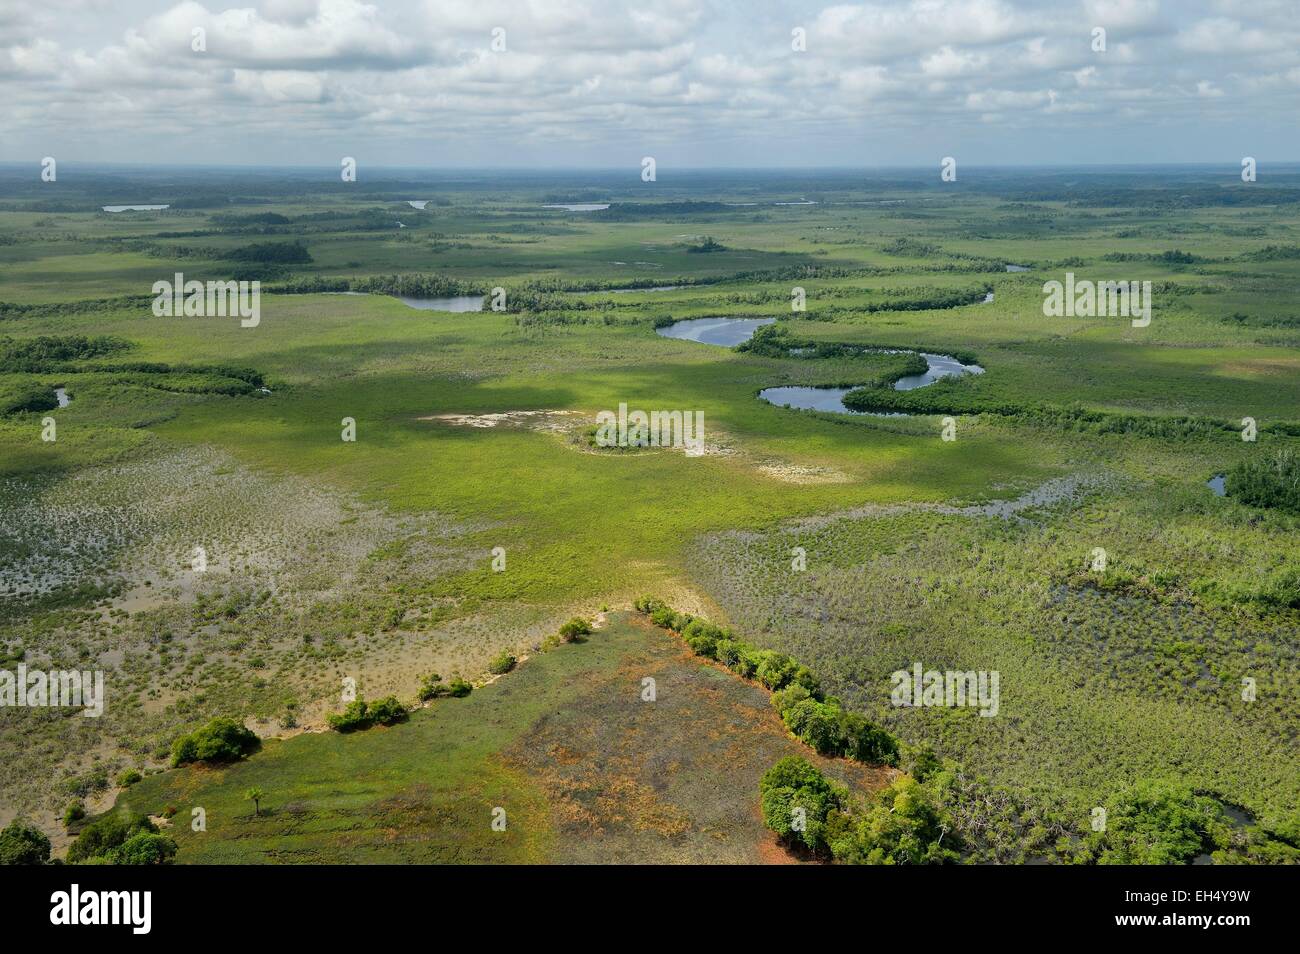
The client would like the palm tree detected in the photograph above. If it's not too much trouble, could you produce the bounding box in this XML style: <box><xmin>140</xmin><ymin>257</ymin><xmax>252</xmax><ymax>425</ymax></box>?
<box><xmin>245</xmin><ymin>787</ymin><xmax>264</xmax><ymax>817</ymax></box>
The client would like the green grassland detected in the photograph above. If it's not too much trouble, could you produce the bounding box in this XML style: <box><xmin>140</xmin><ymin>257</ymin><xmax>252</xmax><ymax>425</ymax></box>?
<box><xmin>0</xmin><ymin>166</ymin><xmax>1296</xmax><ymax>862</ymax></box>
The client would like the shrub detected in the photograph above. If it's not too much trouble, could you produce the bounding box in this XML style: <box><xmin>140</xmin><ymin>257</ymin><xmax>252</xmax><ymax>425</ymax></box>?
<box><xmin>715</xmin><ymin>639</ymin><xmax>742</xmax><ymax>668</ymax></box>
<box><xmin>117</xmin><ymin>769</ymin><xmax>142</xmax><ymax>787</ymax></box>
<box><xmin>770</xmin><ymin>683</ymin><xmax>812</xmax><ymax>717</ymax></box>
<box><xmin>685</xmin><ymin>634</ymin><xmax>719</xmax><ymax>658</ymax></box>
<box><xmin>170</xmin><ymin>717</ymin><xmax>259</xmax><ymax>766</ymax></box>
<box><xmin>447</xmin><ymin>677</ymin><xmax>473</xmax><ymax>697</ymax></box>
<box><xmin>63</xmin><ymin>803</ymin><xmax>86</xmax><ymax>828</ymax></box>
<box><xmin>838</xmin><ymin>711</ymin><xmax>900</xmax><ymax>766</ymax></box>
<box><xmin>0</xmin><ymin>820</ymin><xmax>51</xmax><ymax>865</ymax></box>
<box><xmin>633</xmin><ymin>595</ymin><xmax>667</xmax><ymax>615</ymax></box>
<box><xmin>366</xmin><ymin>696</ymin><xmax>407</xmax><ymax>726</ymax></box>
<box><xmin>648</xmin><ymin>606</ymin><xmax>676</xmax><ymax>628</ymax></box>
<box><xmin>558</xmin><ymin>617</ymin><xmax>592</xmax><ymax>642</ymax></box>
<box><xmin>1226</xmin><ymin>449</ymin><xmax>1300</xmax><ymax>515</ymax></box>
<box><xmin>784</xmin><ymin>699</ymin><xmax>847</xmax><ymax>756</ymax></box>
<box><xmin>418</xmin><ymin>673</ymin><xmax>449</xmax><ymax>700</ymax></box>
<box><xmin>327</xmin><ymin>699</ymin><xmax>371</xmax><ymax>732</ymax></box>
<box><xmin>755</xmin><ymin>651</ymin><xmax>800</xmax><ymax>691</ymax></box>
<box><xmin>488</xmin><ymin>651</ymin><xmax>517</xmax><ymax>675</ymax></box>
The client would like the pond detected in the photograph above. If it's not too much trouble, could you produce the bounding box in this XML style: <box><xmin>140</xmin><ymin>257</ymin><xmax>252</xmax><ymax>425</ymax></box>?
<box><xmin>1207</xmin><ymin>474</ymin><xmax>1226</xmax><ymax>496</ymax></box>
<box><xmin>102</xmin><ymin>204</ymin><xmax>169</xmax><ymax>212</ymax></box>
<box><xmin>326</xmin><ymin>291</ymin><xmax>484</xmax><ymax>312</ymax></box>
<box><xmin>54</xmin><ymin>388</ymin><xmax>70</xmax><ymax>408</ymax></box>
<box><xmin>655</xmin><ymin>316</ymin><xmax>776</xmax><ymax>347</ymax></box>
<box><xmin>757</xmin><ymin>385</ymin><xmax>908</xmax><ymax>417</ymax></box>
<box><xmin>396</xmin><ymin>295</ymin><xmax>483</xmax><ymax>312</ymax></box>
<box><xmin>543</xmin><ymin>203</ymin><xmax>610</xmax><ymax>212</ymax></box>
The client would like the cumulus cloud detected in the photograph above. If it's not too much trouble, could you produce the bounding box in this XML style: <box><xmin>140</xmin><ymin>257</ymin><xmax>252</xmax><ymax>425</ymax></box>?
<box><xmin>0</xmin><ymin>0</ymin><xmax>1296</xmax><ymax>166</ymax></box>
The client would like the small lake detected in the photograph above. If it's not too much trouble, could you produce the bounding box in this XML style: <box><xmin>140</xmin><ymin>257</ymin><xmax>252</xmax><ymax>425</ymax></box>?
<box><xmin>584</xmin><ymin>285</ymin><xmax>683</xmax><ymax>295</ymax></box>
<box><xmin>1006</xmin><ymin>264</ymin><xmax>1030</xmax><ymax>272</ymax></box>
<box><xmin>324</xmin><ymin>291</ymin><xmax>484</xmax><ymax>312</ymax></box>
<box><xmin>103</xmin><ymin>204</ymin><xmax>169</xmax><ymax>212</ymax></box>
<box><xmin>758</xmin><ymin>386</ymin><xmax>908</xmax><ymax>417</ymax></box>
<box><xmin>1207</xmin><ymin>474</ymin><xmax>1226</xmax><ymax>496</ymax></box>
<box><xmin>407</xmin><ymin>200</ymin><xmax>429</xmax><ymax>210</ymax></box>
<box><xmin>54</xmin><ymin>388</ymin><xmax>70</xmax><ymax>408</ymax></box>
<box><xmin>396</xmin><ymin>295</ymin><xmax>483</xmax><ymax>312</ymax></box>
<box><xmin>543</xmin><ymin>203</ymin><xmax>610</xmax><ymax>212</ymax></box>
<box><xmin>656</xmin><ymin>316</ymin><xmax>776</xmax><ymax>347</ymax></box>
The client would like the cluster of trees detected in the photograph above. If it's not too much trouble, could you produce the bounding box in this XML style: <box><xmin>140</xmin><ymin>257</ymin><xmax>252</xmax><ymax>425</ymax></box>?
<box><xmin>210</xmin><ymin>212</ymin><xmax>291</xmax><ymax>228</ymax></box>
<box><xmin>759</xmin><ymin>756</ymin><xmax>957</xmax><ymax>863</ymax></box>
<box><xmin>1225</xmin><ymin>449</ymin><xmax>1300</xmax><ymax>515</ymax></box>
<box><xmin>1</xmin><ymin>385</ymin><xmax>58</xmax><ymax>415</ymax></box>
<box><xmin>1102</xmin><ymin>249</ymin><xmax>1200</xmax><ymax>264</ymax></box>
<box><xmin>634</xmin><ymin>598</ymin><xmax>898</xmax><ymax>766</ymax></box>
<box><xmin>0</xmin><ymin>820</ymin><xmax>51</xmax><ymax>865</ymax></box>
<box><xmin>67</xmin><ymin>812</ymin><xmax>176</xmax><ymax>865</ymax></box>
<box><xmin>170</xmin><ymin>717</ymin><xmax>260</xmax><ymax>766</ymax></box>
<box><xmin>227</xmin><ymin>240</ymin><xmax>313</xmax><ymax>264</ymax></box>
<box><xmin>0</xmin><ymin>334</ymin><xmax>130</xmax><ymax>372</ymax></box>
<box><xmin>840</xmin><ymin>377</ymin><xmax>1262</xmax><ymax>441</ymax></box>
<box><xmin>327</xmin><ymin>696</ymin><xmax>407</xmax><ymax>731</ymax></box>
<box><xmin>860</xmin><ymin>286</ymin><xmax>992</xmax><ymax>313</ymax></box>
<box><xmin>1242</xmin><ymin>244</ymin><xmax>1300</xmax><ymax>261</ymax></box>
<box><xmin>1075</xmin><ymin>780</ymin><xmax>1298</xmax><ymax>865</ymax></box>
<box><xmin>417</xmin><ymin>672</ymin><xmax>472</xmax><ymax>701</ymax></box>
<box><xmin>351</xmin><ymin>273</ymin><xmax>484</xmax><ymax>298</ymax></box>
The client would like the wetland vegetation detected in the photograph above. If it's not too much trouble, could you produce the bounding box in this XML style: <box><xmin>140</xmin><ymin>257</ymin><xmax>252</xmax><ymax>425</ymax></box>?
<box><xmin>0</xmin><ymin>165</ymin><xmax>1297</xmax><ymax>865</ymax></box>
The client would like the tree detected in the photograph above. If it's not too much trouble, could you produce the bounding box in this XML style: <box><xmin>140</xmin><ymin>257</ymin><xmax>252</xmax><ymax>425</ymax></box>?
<box><xmin>110</xmin><ymin>832</ymin><xmax>177</xmax><ymax>865</ymax></box>
<box><xmin>171</xmin><ymin>717</ymin><xmax>259</xmax><ymax>766</ymax></box>
<box><xmin>759</xmin><ymin>756</ymin><xmax>845</xmax><ymax>856</ymax></box>
<box><xmin>245</xmin><ymin>787</ymin><xmax>264</xmax><ymax>817</ymax></box>
<box><xmin>67</xmin><ymin>812</ymin><xmax>158</xmax><ymax>864</ymax></box>
<box><xmin>0</xmin><ymin>820</ymin><xmax>51</xmax><ymax>865</ymax></box>
<box><xmin>828</xmin><ymin>774</ymin><xmax>959</xmax><ymax>865</ymax></box>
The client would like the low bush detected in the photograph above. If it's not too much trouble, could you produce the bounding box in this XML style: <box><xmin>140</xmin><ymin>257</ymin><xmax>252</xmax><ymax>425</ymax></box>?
<box><xmin>1225</xmin><ymin>449</ymin><xmax>1300</xmax><ymax>515</ymax></box>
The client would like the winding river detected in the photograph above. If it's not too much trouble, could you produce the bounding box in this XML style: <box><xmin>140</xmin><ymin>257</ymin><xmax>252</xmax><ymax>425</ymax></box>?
<box><xmin>656</xmin><ymin>317</ymin><xmax>982</xmax><ymax>415</ymax></box>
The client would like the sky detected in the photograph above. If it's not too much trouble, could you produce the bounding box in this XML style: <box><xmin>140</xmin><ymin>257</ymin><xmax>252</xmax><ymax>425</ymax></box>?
<box><xmin>3</xmin><ymin>0</ymin><xmax>1300</xmax><ymax>169</ymax></box>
